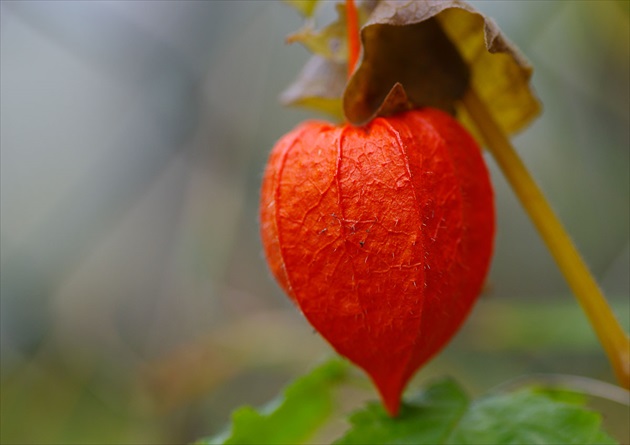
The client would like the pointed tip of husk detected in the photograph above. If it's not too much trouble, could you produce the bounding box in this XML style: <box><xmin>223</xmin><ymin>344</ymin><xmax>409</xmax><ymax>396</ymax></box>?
<box><xmin>371</xmin><ymin>371</ymin><xmax>406</xmax><ymax>417</ymax></box>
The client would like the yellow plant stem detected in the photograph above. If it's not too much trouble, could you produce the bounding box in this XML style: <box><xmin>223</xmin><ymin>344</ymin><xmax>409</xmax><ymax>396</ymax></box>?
<box><xmin>462</xmin><ymin>87</ymin><xmax>630</xmax><ymax>389</ymax></box>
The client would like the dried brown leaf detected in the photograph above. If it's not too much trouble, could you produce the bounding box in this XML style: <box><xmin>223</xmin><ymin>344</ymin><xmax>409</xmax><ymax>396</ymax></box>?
<box><xmin>437</xmin><ymin>5</ymin><xmax>542</xmax><ymax>136</ymax></box>
<box><xmin>343</xmin><ymin>16</ymin><xmax>470</xmax><ymax>125</ymax></box>
<box><xmin>280</xmin><ymin>55</ymin><xmax>346</xmax><ymax>120</ymax></box>
<box><xmin>281</xmin><ymin>1</ymin><xmax>376</xmax><ymax>120</ymax></box>
<box><xmin>372</xmin><ymin>82</ymin><xmax>414</xmax><ymax>117</ymax></box>
<box><xmin>345</xmin><ymin>0</ymin><xmax>541</xmax><ymax>134</ymax></box>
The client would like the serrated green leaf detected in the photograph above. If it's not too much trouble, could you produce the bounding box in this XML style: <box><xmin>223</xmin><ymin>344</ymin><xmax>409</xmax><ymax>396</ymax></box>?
<box><xmin>200</xmin><ymin>359</ymin><xmax>348</xmax><ymax>445</ymax></box>
<box><xmin>334</xmin><ymin>377</ymin><xmax>469</xmax><ymax>445</ymax></box>
<box><xmin>335</xmin><ymin>378</ymin><xmax>617</xmax><ymax>445</ymax></box>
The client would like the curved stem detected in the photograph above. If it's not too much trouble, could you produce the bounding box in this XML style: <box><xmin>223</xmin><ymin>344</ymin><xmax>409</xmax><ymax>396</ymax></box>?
<box><xmin>491</xmin><ymin>373</ymin><xmax>630</xmax><ymax>406</ymax></box>
<box><xmin>462</xmin><ymin>87</ymin><xmax>630</xmax><ymax>389</ymax></box>
<box><xmin>346</xmin><ymin>0</ymin><xmax>360</xmax><ymax>78</ymax></box>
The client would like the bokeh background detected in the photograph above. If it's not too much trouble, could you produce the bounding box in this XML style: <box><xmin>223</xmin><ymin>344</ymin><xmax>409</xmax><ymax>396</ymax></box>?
<box><xmin>1</xmin><ymin>1</ymin><xmax>628</xmax><ymax>443</ymax></box>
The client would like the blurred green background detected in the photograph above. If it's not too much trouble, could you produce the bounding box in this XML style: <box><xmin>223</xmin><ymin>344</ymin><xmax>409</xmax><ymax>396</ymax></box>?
<box><xmin>1</xmin><ymin>1</ymin><xmax>628</xmax><ymax>444</ymax></box>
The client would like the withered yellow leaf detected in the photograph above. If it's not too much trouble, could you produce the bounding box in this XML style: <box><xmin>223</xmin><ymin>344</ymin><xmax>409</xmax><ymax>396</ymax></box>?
<box><xmin>286</xmin><ymin>3</ymin><xmax>349</xmax><ymax>63</ymax></box>
<box><xmin>283</xmin><ymin>0</ymin><xmax>320</xmax><ymax>18</ymax></box>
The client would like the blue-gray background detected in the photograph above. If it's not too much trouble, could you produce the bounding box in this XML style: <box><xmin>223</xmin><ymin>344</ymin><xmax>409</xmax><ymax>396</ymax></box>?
<box><xmin>1</xmin><ymin>1</ymin><xmax>628</xmax><ymax>443</ymax></box>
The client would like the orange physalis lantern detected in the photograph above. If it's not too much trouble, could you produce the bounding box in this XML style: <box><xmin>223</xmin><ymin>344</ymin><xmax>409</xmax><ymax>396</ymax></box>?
<box><xmin>260</xmin><ymin>107</ymin><xmax>495</xmax><ymax>416</ymax></box>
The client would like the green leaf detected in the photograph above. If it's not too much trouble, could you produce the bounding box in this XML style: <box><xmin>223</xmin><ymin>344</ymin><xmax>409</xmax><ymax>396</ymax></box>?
<box><xmin>335</xmin><ymin>377</ymin><xmax>617</xmax><ymax>445</ymax></box>
<box><xmin>448</xmin><ymin>390</ymin><xmax>617</xmax><ymax>445</ymax></box>
<box><xmin>334</xmin><ymin>378</ymin><xmax>469</xmax><ymax>445</ymax></box>
<box><xmin>199</xmin><ymin>359</ymin><xmax>348</xmax><ymax>445</ymax></box>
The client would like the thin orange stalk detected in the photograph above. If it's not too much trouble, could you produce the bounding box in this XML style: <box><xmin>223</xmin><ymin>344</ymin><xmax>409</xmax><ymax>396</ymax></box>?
<box><xmin>463</xmin><ymin>87</ymin><xmax>630</xmax><ymax>389</ymax></box>
<box><xmin>346</xmin><ymin>0</ymin><xmax>360</xmax><ymax>78</ymax></box>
